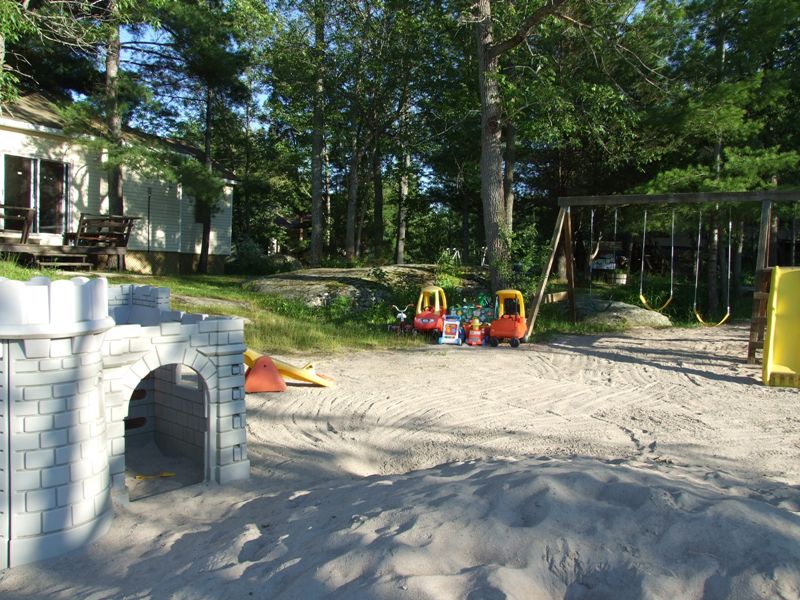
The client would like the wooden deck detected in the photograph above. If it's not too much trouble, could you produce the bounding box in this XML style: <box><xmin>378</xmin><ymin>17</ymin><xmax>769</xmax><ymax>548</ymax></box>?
<box><xmin>0</xmin><ymin>240</ymin><xmax>128</xmax><ymax>270</ymax></box>
<box><xmin>0</xmin><ymin>212</ymin><xmax>137</xmax><ymax>271</ymax></box>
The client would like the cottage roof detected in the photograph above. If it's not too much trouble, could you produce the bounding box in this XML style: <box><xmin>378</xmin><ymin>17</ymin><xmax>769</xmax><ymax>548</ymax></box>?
<box><xmin>1</xmin><ymin>92</ymin><xmax>236</xmax><ymax>180</ymax></box>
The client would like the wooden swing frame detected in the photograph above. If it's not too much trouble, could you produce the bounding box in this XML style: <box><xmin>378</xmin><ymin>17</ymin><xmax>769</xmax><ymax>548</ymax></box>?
<box><xmin>525</xmin><ymin>190</ymin><xmax>799</xmax><ymax>340</ymax></box>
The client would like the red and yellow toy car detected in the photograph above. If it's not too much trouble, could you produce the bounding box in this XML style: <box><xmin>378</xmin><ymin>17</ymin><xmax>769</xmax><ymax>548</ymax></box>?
<box><xmin>413</xmin><ymin>285</ymin><xmax>447</xmax><ymax>335</ymax></box>
<box><xmin>489</xmin><ymin>289</ymin><xmax>527</xmax><ymax>348</ymax></box>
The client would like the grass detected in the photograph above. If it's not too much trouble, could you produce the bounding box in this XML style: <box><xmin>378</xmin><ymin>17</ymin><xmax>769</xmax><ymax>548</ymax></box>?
<box><xmin>582</xmin><ymin>273</ymin><xmax>753</xmax><ymax>324</ymax></box>
<box><xmin>0</xmin><ymin>259</ymin><xmax>425</xmax><ymax>356</ymax></box>
<box><xmin>0</xmin><ymin>254</ymin><xmax>52</xmax><ymax>279</ymax></box>
<box><xmin>0</xmin><ymin>258</ymin><xmax>755</xmax><ymax>353</ymax></box>
<box><xmin>529</xmin><ymin>272</ymin><xmax>754</xmax><ymax>342</ymax></box>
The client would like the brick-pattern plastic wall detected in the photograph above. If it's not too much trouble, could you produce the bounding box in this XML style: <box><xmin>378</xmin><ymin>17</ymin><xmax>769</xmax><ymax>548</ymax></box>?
<box><xmin>1</xmin><ymin>343</ymin><xmax>7</xmax><ymax>568</ymax></box>
<box><xmin>6</xmin><ymin>336</ymin><xmax>111</xmax><ymax>567</ymax></box>
<box><xmin>101</xmin><ymin>285</ymin><xmax>249</xmax><ymax>490</ymax></box>
<box><xmin>0</xmin><ymin>277</ymin><xmax>114</xmax><ymax>569</ymax></box>
<box><xmin>0</xmin><ymin>278</ymin><xmax>249</xmax><ymax>569</ymax></box>
<box><xmin>153</xmin><ymin>365</ymin><xmax>205</xmax><ymax>463</ymax></box>
<box><xmin>127</xmin><ymin>375</ymin><xmax>156</xmax><ymax>439</ymax></box>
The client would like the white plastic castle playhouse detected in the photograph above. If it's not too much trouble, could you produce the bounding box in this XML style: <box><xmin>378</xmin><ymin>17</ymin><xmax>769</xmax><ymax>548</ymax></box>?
<box><xmin>0</xmin><ymin>276</ymin><xmax>250</xmax><ymax>568</ymax></box>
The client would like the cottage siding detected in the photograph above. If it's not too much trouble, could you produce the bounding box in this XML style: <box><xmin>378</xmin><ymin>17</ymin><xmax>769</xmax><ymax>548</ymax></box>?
<box><xmin>123</xmin><ymin>175</ymin><xmax>181</xmax><ymax>253</ymax></box>
<box><xmin>1</xmin><ymin>119</ymin><xmax>232</xmax><ymax>259</ymax></box>
<box><xmin>0</xmin><ymin>127</ymin><xmax>105</xmax><ymax>241</ymax></box>
<box><xmin>179</xmin><ymin>186</ymin><xmax>233</xmax><ymax>256</ymax></box>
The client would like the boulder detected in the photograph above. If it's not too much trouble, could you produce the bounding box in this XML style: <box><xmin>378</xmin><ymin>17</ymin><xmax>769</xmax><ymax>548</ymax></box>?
<box><xmin>577</xmin><ymin>297</ymin><xmax>672</xmax><ymax>329</ymax></box>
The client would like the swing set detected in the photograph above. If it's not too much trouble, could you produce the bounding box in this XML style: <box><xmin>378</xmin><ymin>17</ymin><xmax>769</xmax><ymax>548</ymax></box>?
<box><xmin>638</xmin><ymin>209</ymin><xmax>675</xmax><ymax>313</ymax></box>
<box><xmin>524</xmin><ymin>190</ymin><xmax>799</xmax><ymax>344</ymax></box>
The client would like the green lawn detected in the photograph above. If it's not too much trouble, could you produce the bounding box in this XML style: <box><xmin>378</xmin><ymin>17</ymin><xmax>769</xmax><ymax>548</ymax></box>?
<box><xmin>0</xmin><ymin>259</ymin><xmax>753</xmax><ymax>354</ymax></box>
<box><xmin>0</xmin><ymin>259</ymin><xmax>423</xmax><ymax>355</ymax></box>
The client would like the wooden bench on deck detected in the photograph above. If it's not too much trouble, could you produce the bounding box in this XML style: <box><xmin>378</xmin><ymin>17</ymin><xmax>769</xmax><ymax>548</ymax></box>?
<box><xmin>63</xmin><ymin>213</ymin><xmax>139</xmax><ymax>271</ymax></box>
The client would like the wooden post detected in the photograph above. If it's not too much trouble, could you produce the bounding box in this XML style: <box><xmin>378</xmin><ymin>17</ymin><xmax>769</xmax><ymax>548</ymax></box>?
<box><xmin>755</xmin><ymin>200</ymin><xmax>772</xmax><ymax>271</ymax></box>
<box><xmin>525</xmin><ymin>207</ymin><xmax>566</xmax><ymax>339</ymax></box>
<box><xmin>563</xmin><ymin>206</ymin><xmax>577</xmax><ymax>322</ymax></box>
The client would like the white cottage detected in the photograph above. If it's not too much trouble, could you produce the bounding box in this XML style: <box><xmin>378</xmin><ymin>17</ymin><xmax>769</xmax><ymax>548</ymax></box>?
<box><xmin>0</xmin><ymin>93</ymin><xmax>234</xmax><ymax>274</ymax></box>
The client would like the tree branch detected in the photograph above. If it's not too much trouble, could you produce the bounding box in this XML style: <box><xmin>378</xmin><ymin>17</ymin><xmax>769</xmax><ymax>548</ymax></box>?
<box><xmin>489</xmin><ymin>0</ymin><xmax>569</xmax><ymax>59</ymax></box>
<box><xmin>553</xmin><ymin>11</ymin><xmax>670</xmax><ymax>91</ymax></box>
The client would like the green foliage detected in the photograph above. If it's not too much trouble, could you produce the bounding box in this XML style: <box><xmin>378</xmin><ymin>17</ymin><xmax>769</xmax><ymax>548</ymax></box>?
<box><xmin>6</xmin><ymin>0</ymin><xmax>800</xmax><ymax>290</ymax></box>
<box><xmin>368</xmin><ymin>266</ymin><xmax>389</xmax><ymax>284</ymax></box>
<box><xmin>226</xmin><ymin>237</ymin><xmax>269</xmax><ymax>275</ymax></box>
<box><xmin>507</xmin><ymin>221</ymin><xmax>546</xmax><ymax>298</ymax></box>
<box><xmin>0</xmin><ymin>253</ymin><xmax>37</xmax><ymax>280</ymax></box>
<box><xmin>174</xmin><ymin>157</ymin><xmax>225</xmax><ymax>212</ymax></box>
<box><xmin>641</xmin><ymin>147</ymin><xmax>800</xmax><ymax>193</ymax></box>
<box><xmin>0</xmin><ymin>1</ymin><xmax>32</xmax><ymax>102</ymax></box>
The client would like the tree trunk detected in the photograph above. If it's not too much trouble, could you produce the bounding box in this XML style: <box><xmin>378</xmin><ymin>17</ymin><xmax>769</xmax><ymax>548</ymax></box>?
<box><xmin>197</xmin><ymin>85</ymin><xmax>214</xmax><ymax>275</ymax></box>
<box><xmin>473</xmin><ymin>0</ymin><xmax>564</xmax><ymax>288</ymax></box>
<box><xmin>309</xmin><ymin>1</ymin><xmax>325</xmax><ymax>267</ymax></box>
<box><xmin>557</xmin><ymin>252</ymin><xmax>567</xmax><ymax>280</ymax></box>
<box><xmin>476</xmin><ymin>0</ymin><xmax>508</xmax><ymax>291</ymax></box>
<box><xmin>707</xmin><ymin>214</ymin><xmax>719</xmax><ymax>314</ymax></box>
<box><xmin>503</xmin><ymin>119</ymin><xmax>515</xmax><ymax>233</ymax></box>
<box><xmin>395</xmin><ymin>152</ymin><xmax>409</xmax><ymax>264</ymax></box>
<box><xmin>395</xmin><ymin>73</ymin><xmax>410</xmax><ymax>266</ymax></box>
<box><xmin>105</xmin><ymin>12</ymin><xmax>124</xmax><ymax>215</ymax></box>
<box><xmin>324</xmin><ymin>145</ymin><xmax>332</xmax><ymax>256</ymax></box>
<box><xmin>356</xmin><ymin>183</ymin><xmax>367</xmax><ymax>259</ymax></box>
<box><xmin>345</xmin><ymin>140</ymin><xmax>361</xmax><ymax>261</ymax></box>
<box><xmin>242</xmin><ymin>93</ymin><xmax>253</xmax><ymax>239</ymax></box>
<box><xmin>371</xmin><ymin>144</ymin><xmax>384</xmax><ymax>258</ymax></box>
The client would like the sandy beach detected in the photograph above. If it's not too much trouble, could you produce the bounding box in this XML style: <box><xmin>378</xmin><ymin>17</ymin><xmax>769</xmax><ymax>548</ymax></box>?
<box><xmin>1</xmin><ymin>324</ymin><xmax>799</xmax><ymax>599</ymax></box>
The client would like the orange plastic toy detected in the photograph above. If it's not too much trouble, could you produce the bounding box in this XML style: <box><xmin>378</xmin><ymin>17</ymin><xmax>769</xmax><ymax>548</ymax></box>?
<box><xmin>244</xmin><ymin>355</ymin><xmax>288</xmax><ymax>393</ymax></box>
<box><xmin>413</xmin><ymin>285</ymin><xmax>447</xmax><ymax>335</ymax></box>
<box><xmin>465</xmin><ymin>317</ymin><xmax>487</xmax><ymax>346</ymax></box>
<box><xmin>488</xmin><ymin>289</ymin><xmax>527</xmax><ymax>348</ymax></box>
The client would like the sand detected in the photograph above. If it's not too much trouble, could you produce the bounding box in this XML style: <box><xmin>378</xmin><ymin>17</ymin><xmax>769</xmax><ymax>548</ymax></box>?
<box><xmin>1</xmin><ymin>324</ymin><xmax>799</xmax><ymax>599</ymax></box>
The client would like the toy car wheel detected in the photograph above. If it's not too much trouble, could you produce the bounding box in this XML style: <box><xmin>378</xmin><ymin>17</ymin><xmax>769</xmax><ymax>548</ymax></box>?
<box><xmin>489</xmin><ymin>337</ymin><xmax>499</xmax><ymax>347</ymax></box>
<box><xmin>510</xmin><ymin>338</ymin><xmax>520</xmax><ymax>348</ymax></box>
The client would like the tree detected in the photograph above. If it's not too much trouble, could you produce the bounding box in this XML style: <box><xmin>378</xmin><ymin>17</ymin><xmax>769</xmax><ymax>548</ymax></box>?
<box><xmin>471</xmin><ymin>0</ymin><xmax>568</xmax><ymax>290</ymax></box>
<box><xmin>2</xmin><ymin>0</ymin><xmax>102</xmax><ymax>105</ymax></box>
<box><xmin>309</xmin><ymin>0</ymin><xmax>326</xmax><ymax>266</ymax></box>
<box><xmin>133</xmin><ymin>0</ymin><xmax>250</xmax><ymax>273</ymax></box>
<box><xmin>104</xmin><ymin>0</ymin><xmax>124</xmax><ymax>215</ymax></box>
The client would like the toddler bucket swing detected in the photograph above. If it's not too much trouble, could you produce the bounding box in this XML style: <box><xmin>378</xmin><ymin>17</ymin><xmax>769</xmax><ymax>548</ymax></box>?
<box><xmin>693</xmin><ymin>208</ymin><xmax>732</xmax><ymax>327</ymax></box>
<box><xmin>639</xmin><ymin>209</ymin><xmax>675</xmax><ymax>312</ymax></box>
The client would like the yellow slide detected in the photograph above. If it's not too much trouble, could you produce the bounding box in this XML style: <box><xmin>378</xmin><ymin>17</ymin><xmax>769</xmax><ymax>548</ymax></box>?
<box><xmin>244</xmin><ymin>349</ymin><xmax>334</xmax><ymax>387</ymax></box>
<box><xmin>763</xmin><ymin>267</ymin><xmax>800</xmax><ymax>387</ymax></box>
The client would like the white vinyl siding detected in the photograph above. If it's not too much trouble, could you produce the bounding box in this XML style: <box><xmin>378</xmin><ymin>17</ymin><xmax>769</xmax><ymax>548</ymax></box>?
<box><xmin>123</xmin><ymin>175</ymin><xmax>181</xmax><ymax>252</ymax></box>
<box><xmin>179</xmin><ymin>186</ymin><xmax>233</xmax><ymax>256</ymax></box>
<box><xmin>0</xmin><ymin>121</ymin><xmax>232</xmax><ymax>257</ymax></box>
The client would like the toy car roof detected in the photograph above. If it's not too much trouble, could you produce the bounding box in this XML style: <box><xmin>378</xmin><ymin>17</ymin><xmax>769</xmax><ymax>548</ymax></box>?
<box><xmin>420</xmin><ymin>285</ymin><xmax>445</xmax><ymax>293</ymax></box>
<box><xmin>495</xmin><ymin>289</ymin><xmax>524</xmax><ymax>299</ymax></box>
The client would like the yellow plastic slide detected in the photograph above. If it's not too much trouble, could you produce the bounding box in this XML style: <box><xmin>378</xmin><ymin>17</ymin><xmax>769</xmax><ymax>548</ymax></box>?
<box><xmin>244</xmin><ymin>349</ymin><xmax>334</xmax><ymax>387</ymax></box>
<box><xmin>763</xmin><ymin>266</ymin><xmax>800</xmax><ymax>387</ymax></box>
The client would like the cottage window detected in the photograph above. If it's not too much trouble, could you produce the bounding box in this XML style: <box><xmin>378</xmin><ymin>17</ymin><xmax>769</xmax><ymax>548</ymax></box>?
<box><xmin>2</xmin><ymin>154</ymin><xmax>68</xmax><ymax>235</ymax></box>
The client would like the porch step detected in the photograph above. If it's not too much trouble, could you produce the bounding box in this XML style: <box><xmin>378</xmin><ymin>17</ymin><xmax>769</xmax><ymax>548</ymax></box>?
<box><xmin>35</xmin><ymin>254</ymin><xmax>93</xmax><ymax>271</ymax></box>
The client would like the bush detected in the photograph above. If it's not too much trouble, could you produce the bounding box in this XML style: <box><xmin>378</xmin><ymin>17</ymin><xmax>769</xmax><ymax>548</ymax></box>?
<box><xmin>226</xmin><ymin>238</ymin><xmax>301</xmax><ymax>276</ymax></box>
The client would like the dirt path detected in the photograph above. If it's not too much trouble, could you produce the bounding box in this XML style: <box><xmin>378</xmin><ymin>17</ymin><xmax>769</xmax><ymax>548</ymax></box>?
<box><xmin>249</xmin><ymin>324</ymin><xmax>800</xmax><ymax>487</ymax></box>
